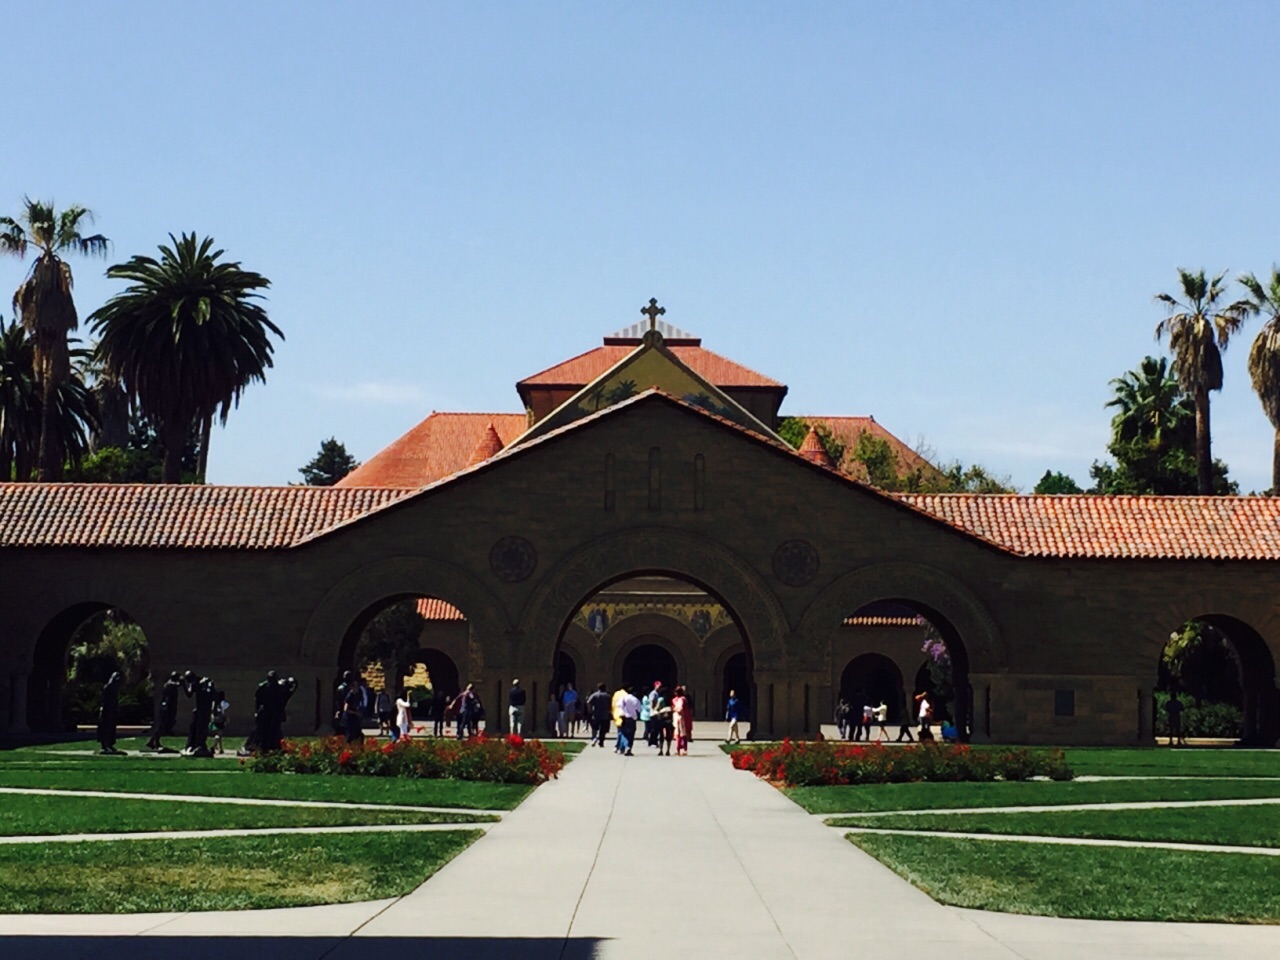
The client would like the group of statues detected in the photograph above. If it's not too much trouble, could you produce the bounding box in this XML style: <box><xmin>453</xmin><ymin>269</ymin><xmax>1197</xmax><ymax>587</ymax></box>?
<box><xmin>92</xmin><ymin>668</ymin><xmax>298</xmax><ymax>758</ymax></box>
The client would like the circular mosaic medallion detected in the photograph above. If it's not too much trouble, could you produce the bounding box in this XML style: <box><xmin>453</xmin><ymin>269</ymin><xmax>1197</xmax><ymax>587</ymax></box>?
<box><xmin>772</xmin><ymin>539</ymin><xmax>819</xmax><ymax>587</ymax></box>
<box><xmin>490</xmin><ymin>535</ymin><xmax>537</xmax><ymax>583</ymax></box>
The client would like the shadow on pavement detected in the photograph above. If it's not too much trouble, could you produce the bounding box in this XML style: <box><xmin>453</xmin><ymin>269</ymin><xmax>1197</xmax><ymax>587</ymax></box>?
<box><xmin>0</xmin><ymin>937</ymin><xmax>608</xmax><ymax>960</ymax></box>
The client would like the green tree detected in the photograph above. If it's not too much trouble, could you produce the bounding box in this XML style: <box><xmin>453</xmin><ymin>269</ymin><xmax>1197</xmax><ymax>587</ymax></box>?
<box><xmin>1034</xmin><ymin>470</ymin><xmax>1082</xmax><ymax>494</ymax></box>
<box><xmin>356</xmin><ymin>599</ymin><xmax>425</xmax><ymax>693</ymax></box>
<box><xmin>0</xmin><ymin>199</ymin><xmax>109</xmax><ymax>479</ymax></box>
<box><xmin>299</xmin><ymin>437</ymin><xmax>360</xmax><ymax>486</ymax></box>
<box><xmin>777</xmin><ymin>417</ymin><xmax>846</xmax><ymax>465</ymax></box>
<box><xmin>1091</xmin><ymin>357</ymin><xmax>1235</xmax><ymax>495</ymax></box>
<box><xmin>849</xmin><ymin>432</ymin><xmax>899</xmax><ymax>488</ymax></box>
<box><xmin>933</xmin><ymin>461</ymin><xmax>1015</xmax><ymax>493</ymax></box>
<box><xmin>1238</xmin><ymin>268</ymin><xmax>1280</xmax><ymax>494</ymax></box>
<box><xmin>1154</xmin><ymin>269</ymin><xmax>1251</xmax><ymax>494</ymax></box>
<box><xmin>88</xmin><ymin>233</ymin><xmax>280</xmax><ymax>483</ymax></box>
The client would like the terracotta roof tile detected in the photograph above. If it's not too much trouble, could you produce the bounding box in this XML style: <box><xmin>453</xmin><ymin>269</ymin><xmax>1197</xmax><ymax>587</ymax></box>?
<box><xmin>896</xmin><ymin>493</ymin><xmax>1280</xmax><ymax>560</ymax></box>
<box><xmin>337</xmin><ymin>413</ymin><xmax>527</xmax><ymax>488</ymax></box>
<box><xmin>0</xmin><ymin>484</ymin><xmax>411</xmax><ymax>550</ymax></box>
<box><xmin>416</xmin><ymin>597</ymin><xmax>465</xmax><ymax>621</ymax></box>
<box><xmin>465</xmin><ymin>421</ymin><xmax>505</xmax><ymax>467</ymax></box>
<box><xmin>518</xmin><ymin>345</ymin><xmax>783</xmax><ymax>389</ymax></box>
<box><xmin>798</xmin><ymin>425</ymin><xmax>834</xmax><ymax>467</ymax></box>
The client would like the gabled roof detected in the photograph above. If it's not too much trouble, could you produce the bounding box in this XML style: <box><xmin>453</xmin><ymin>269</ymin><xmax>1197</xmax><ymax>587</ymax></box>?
<box><xmin>337</xmin><ymin>413</ymin><xmax>527</xmax><ymax>489</ymax></box>
<box><xmin>6</xmin><ymin>394</ymin><xmax>1280</xmax><ymax>560</ymax></box>
<box><xmin>898</xmin><ymin>493</ymin><xmax>1280</xmax><ymax>560</ymax></box>
<box><xmin>510</xmin><ymin>335</ymin><xmax>786</xmax><ymax>447</ymax></box>
<box><xmin>0</xmin><ymin>484</ymin><xmax>410</xmax><ymax>550</ymax></box>
<box><xmin>517</xmin><ymin>345</ymin><xmax>784</xmax><ymax>390</ymax></box>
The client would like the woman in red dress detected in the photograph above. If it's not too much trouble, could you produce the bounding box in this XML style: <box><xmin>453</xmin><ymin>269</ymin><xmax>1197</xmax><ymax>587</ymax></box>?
<box><xmin>672</xmin><ymin>684</ymin><xmax>691</xmax><ymax>756</ymax></box>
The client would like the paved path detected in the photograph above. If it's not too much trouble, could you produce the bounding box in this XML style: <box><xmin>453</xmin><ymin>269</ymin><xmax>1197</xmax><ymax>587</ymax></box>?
<box><xmin>3</xmin><ymin>741</ymin><xmax>1280</xmax><ymax>959</ymax></box>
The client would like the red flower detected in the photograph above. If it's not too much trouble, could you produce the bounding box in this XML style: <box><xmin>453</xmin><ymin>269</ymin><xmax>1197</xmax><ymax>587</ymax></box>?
<box><xmin>338</xmin><ymin>750</ymin><xmax>352</xmax><ymax>765</ymax></box>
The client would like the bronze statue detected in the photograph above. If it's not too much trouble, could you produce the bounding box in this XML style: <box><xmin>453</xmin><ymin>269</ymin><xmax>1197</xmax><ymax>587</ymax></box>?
<box><xmin>97</xmin><ymin>671</ymin><xmax>126</xmax><ymax>755</ymax></box>
<box><xmin>243</xmin><ymin>670</ymin><xmax>297</xmax><ymax>754</ymax></box>
<box><xmin>145</xmin><ymin>671</ymin><xmax>182</xmax><ymax>752</ymax></box>
<box><xmin>182</xmin><ymin>671</ymin><xmax>215</xmax><ymax>757</ymax></box>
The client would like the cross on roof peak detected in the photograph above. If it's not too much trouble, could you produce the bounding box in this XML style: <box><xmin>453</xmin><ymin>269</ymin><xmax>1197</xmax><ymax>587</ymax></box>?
<box><xmin>641</xmin><ymin>298</ymin><xmax>666</xmax><ymax>332</ymax></box>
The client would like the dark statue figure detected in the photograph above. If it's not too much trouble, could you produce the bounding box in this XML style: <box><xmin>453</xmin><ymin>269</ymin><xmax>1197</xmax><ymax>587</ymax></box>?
<box><xmin>242</xmin><ymin>670</ymin><xmax>297</xmax><ymax>755</ymax></box>
<box><xmin>182</xmin><ymin>671</ymin><xmax>216</xmax><ymax>758</ymax></box>
<box><xmin>97</xmin><ymin>671</ymin><xmax>126</xmax><ymax>755</ymax></box>
<box><xmin>145</xmin><ymin>671</ymin><xmax>183</xmax><ymax>752</ymax></box>
<box><xmin>333</xmin><ymin>669</ymin><xmax>356</xmax><ymax>735</ymax></box>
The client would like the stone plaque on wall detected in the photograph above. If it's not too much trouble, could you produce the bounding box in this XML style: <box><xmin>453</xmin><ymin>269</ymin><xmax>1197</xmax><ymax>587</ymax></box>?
<box><xmin>490</xmin><ymin>535</ymin><xmax>537</xmax><ymax>583</ymax></box>
<box><xmin>772</xmin><ymin>539</ymin><xmax>819</xmax><ymax>587</ymax></box>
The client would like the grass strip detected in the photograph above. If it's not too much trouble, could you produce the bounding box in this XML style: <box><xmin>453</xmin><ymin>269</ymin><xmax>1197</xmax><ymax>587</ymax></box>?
<box><xmin>831</xmin><ymin>802</ymin><xmax>1280</xmax><ymax>848</ymax></box>
<box><xmin>787</xmin><ymin>776</ymin><xmax>1280</xmax><ymax>814</ymax></box>
<box><xmin>0</xmin><ymin>767</ymin><xmax>531</xmax><ymax>809</ymax></box>
<box><xmin>0</xmin><ymin>793</ymin><xmax>491</xmax><ymax>837</ymax></box>
<box><xmin>1063</xmin><ymin>748</ymin><xmax>1280</xmax><ymax>779</ymax></box>
<box><xmin>849</xmin><ymin>832</ymin><xmax>1280</xmax><ymax>922</ymax></box>
<box><xmin>0</xmin><ymin>829</ymin><xmax>481</xmax><ymax>913</ymax></box>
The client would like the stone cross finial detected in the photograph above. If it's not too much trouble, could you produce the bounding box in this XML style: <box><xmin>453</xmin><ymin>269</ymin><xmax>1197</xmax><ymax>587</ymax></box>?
<box><xmin>641</xmin><ymin>298</ymin><xmax>666</xmax><ymax>332</ymax></box>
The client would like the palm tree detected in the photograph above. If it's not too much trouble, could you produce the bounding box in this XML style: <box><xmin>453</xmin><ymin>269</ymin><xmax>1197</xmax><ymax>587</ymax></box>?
<box><xmin>1154</xmin><ymin>269</ymin><xmax>1251</xmax><ymax>494</ymax></box>
<box><xmin>0</xmin><ymin>199</ymin><xmax>109</xmax><ymax>480</ymax></box>
<box><xmin>0</xmin><ymin>319</ymin><xmax>98</xmax><ymax>480</ymax></box>
<box><xmin>88</xmin><ymin>233</ymin><xmax>280</xmax><ymax>483</ymax></box>
<box><xmin>1238</xmin><ymin>268</ymin><xmax>1280</xmax><ymax>494</ymax></box>
<box><xmin>1105</xmin><ymin>356</ymin><xmax>1193</xmax><ymax>451</ymax></box>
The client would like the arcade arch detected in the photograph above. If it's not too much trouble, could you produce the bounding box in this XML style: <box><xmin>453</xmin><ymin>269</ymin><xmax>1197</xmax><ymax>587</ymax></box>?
<box><xmin>1155</xmin><ymin>614</ymin><xmax>1278</xmax><ymax>746</ymax></box>
<box><xmin>27</xmin><ymin>603</ymin><xmax>151</xmax><ymax>733</ymax></box>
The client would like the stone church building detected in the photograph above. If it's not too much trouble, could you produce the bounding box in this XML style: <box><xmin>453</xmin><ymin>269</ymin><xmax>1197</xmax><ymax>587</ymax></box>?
<box><xmin>2</xmin><ymin>305</ymin><xmax>1278</xmax><ymax>745</ymax></box>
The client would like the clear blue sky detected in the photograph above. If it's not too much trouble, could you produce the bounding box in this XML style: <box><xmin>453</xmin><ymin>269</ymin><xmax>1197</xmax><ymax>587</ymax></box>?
<box><xmin>6</xmin><ymin>2</ymin><xmax>1280</xmax><ymax>491</ymax></box>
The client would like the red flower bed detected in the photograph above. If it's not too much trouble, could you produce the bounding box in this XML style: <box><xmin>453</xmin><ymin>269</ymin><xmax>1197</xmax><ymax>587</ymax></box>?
<box><xmin>729</xmin><ymin>739</ymin><xmax>1072</xmax><ymax>787</ymax></box>
<box><xmin>250</xmin><ymin>734</ymin><xmax>564</xmax><ymax>784</ymax></box>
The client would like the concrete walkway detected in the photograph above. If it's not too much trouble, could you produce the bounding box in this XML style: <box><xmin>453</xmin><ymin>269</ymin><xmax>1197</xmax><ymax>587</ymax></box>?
<box><xmin>3</xmin><ymin>740</ymin><xmax>1280</xmax><ymax>959</ymax></box>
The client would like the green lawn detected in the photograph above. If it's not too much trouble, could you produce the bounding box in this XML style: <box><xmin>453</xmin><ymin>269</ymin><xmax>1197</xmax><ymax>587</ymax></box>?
<box><xmin>1063</xmin><ymin>747</ymin><xmax>1280</xmax><ymax>778</ymax></box>
<box><xmin>0</xmin><ymin>829</ymin><xmax>482</xmax><ymax>913</ymax></box>
<box><xmin>834</xmin><ymin>802</ymin><xmax>1280</xmax><ymax>847</ymax></box>
<box><xmin>849</xmin><ymin>833</ymin><xmax>1280</xmax><ymax>923</ymax></box>
<box><xmin>0</xmin><ymin>764</ymin><xmax>532</xmax><ymax>809</ymax></box>
<box><xmin>788</xmin><ymin>776</ymin><xmax>1280</xmax><ymax>814</ymax></box>
<box><xmin>0</xmin><ymin>792</ymin><xmax>492</xmax><ymax>837</ymax></box>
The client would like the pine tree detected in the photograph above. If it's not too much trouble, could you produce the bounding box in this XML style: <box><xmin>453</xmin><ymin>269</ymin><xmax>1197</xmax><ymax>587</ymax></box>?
<box><xmin>299</xmin><ymin>437</ymin><xmax>359</xmax><ymax>486</ymax></box>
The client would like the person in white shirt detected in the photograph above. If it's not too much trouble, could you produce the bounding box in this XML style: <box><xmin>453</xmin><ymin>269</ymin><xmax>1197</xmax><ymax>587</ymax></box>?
<box><xmin>616</xmin><ymin>687</ymin><xmax>642</xmax><ymax>755</ymax></box>
<box><xmin>394</xmin><ymin>690</ymin><xmax>414</xmax><ymax>740</ymax></box>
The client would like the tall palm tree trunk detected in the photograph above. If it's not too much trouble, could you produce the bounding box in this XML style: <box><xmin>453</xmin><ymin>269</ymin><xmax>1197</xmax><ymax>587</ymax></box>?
<box><xmin>161</xmin><ymin>422</ymin><xmax>186</xmax><ymax>484</ymax></box>
<box><xmin>1273</xmin><ymin>428</ymin><xmax>1280</xmax><ymax>496</ymax></box>
<box><xmin>196</xmin><ymin>413</ymin><xmax>212</xmax><ymax>483</ymax></box>
<box><xmin>36</xmin><ymin>374</ymin><xmax>61</xmax><ymax>481</ymax></box>
<box><xmin>1193</xmin><ymin>387</ymin><xmax>1212</xmax><ymax>494</ymax></box>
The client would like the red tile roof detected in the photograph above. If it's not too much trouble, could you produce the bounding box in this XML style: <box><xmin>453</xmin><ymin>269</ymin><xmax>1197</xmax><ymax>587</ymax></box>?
<box><xmin>843</xmin><ymin>616</ymin><xmax>924</xmax><ymax>627</ymax></box>
<box><xmin>518</xmin><ymin>345</ymin><xmax>783</xmax><ymax>389</ymax></box>
<box><xmin>798</xmin><ymin>425</ymin><xmax>833</xmax><ymax>467</ymax></box>
<box><xmin>0</xmin><ymin>484</ymin><xmax>410</xmax><ymax>550</ymax></box>
<box><xmin>798</xmin><ymin>416</ymin><xmax>937</xmax><ymax>476</ymax></box>
<box><xmin>465</xmin><ymin>422</ymin><xmax>505</xmax><ymax>467</ymax></box>
<box><xmin>416</xmin><ymin>597</ymin><xmax>465</xmax><ymax>621</ymax></box>
<box><xmin>337</xmin><ymin>413</ymin><xmax>528</xmax><ymax>489</ymax></box>
<box><xmin>897</xmin><ymin>494</ymin><xmax>1280</xmax><ymax>559</ymax></box>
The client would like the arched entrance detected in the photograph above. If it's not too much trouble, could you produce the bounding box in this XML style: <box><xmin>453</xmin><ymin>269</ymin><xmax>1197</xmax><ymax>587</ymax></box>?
<box><xmin>1156</xmin><ymin>614</ymin><xmax>1278</xmax><ymax>746</ymax></box>
<box><xmin>335</xmin><ymin>593</ymin><xmax>469</xmax><ymax>733</ymax></box>
<box><xmin>28</xmin><ymin>603</ymin><xmax>151</xmax><ymax>733</ymax></box>
<box><xmin>841</xmin><ymin>653</ymin><xmax>904</xmax><ymax>723</ymax></box>
<box><xmin>546</xmin><ymin>568</ymin><xmax>756</xmax><ymax>731</ymax></box>
<box><xmin>620</xmin><ymin>641</ymin><xmax>678</xmax><ymax>691</ymax></box>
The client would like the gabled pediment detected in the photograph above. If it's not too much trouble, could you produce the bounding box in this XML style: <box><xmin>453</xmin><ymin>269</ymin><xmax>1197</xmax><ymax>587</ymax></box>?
<box><xmin>508</xmin><ymin>330</ymin><xmax>786</xmax><ymax>449</ymax></box>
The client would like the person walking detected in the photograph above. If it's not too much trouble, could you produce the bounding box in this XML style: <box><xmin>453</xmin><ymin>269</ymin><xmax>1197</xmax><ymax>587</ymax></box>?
<box><xmin>375</xmin><ymin>688</ymin><xmax>394</xmax><ymax>735</ymax></box>
<box><xmin>395</xmin><ymin>689</ymin><xmax>414</xmax><ymax>740</ymax></box>
<box><xmin>616</xmin><ymin>686</ymin><xmax>641</xmax><ymax>755</ymax></box>
<box><xmin>453</xmin><ymin>683</ymin><xmax>478</xmax><ymax>740</ymax></box>
<box><xmin>561</xmin><ymin>682</ymin><xmax>578</xmax><ymax>737</ymax></box>
<box><xmin>725</xmin><ymin>689</ymin><xmax>743</xmax><ymax>743</ymax></box>
<box><xmin>508</xmin><ymin>678</ymin><xmax>526</xmax><ymax>736</ymax></box>
<box><xmin>915</xmin><ymin>691</ymin><xmax>933</xmax><ymax>740</ymax></box>
<box><xmin>835</xmin><ymin>695</ymin><xmax>850</xmax><ymax>740</ymax></box>
<box><xmin>586</xmin><ymin>682</ymin><xmax>611</xmax><ymax>746</ymax></box>
<box><xmin>672</xmin><ymin>684</ymin><xmax>691</xmax><ymax>756</ymax></box>
<box><xmin>896</xmin><ymin>690</ymin><xmax>915</xmax><ymax>742</ymax></box>
<box><xmin>873</xmin><ymin>701</ymin><xmax>889</xmax><ymax>741</ymax></box>
<box><xmin>546</xmin><ymin>691</ymin><xmax>561</xmax><ymax>736</ymax></box>
<box><xmin>1166</xmin><ymin>692</ymin><xmax>1186</xmax><ymax>747</ymax></box>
